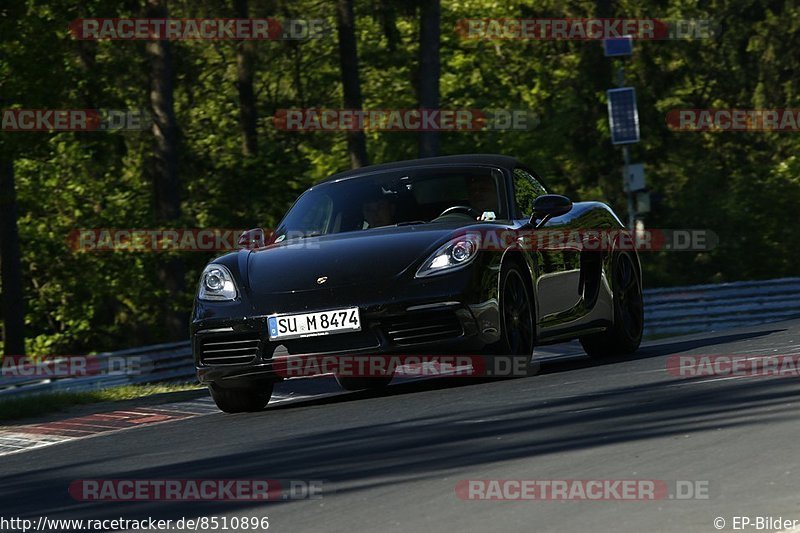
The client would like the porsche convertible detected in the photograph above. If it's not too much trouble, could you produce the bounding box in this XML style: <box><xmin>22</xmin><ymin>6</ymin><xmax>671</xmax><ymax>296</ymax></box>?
<box><xmin>192</xmin><ymin>154</ymin><xmax>644</xmax><ymax>413</ymax></box>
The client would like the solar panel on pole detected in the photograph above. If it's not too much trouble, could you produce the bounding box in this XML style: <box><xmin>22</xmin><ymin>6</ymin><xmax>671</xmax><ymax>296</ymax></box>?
<box><xmin>607</xmin><ymin>87</ymin><xmax>640</xmax><ymax>145</ymax></box>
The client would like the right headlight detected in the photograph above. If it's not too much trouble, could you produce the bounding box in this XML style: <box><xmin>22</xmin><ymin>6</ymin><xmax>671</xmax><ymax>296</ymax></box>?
<box><xmin>198</xmin><ymin>264</ymin><xmax>238</xmax><ymax>301</ymax></box>
<box><xmin>416</xmin><ymin>234</ymin><xmax>481</xmax><ymax>278</ymax></box>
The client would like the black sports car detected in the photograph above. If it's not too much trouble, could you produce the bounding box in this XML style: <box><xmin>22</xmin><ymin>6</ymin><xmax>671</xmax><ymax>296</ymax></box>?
<box><xmin>192</xmin><ymin>154</ymin><xmax>644</xmax><ymax>413</ymax></box>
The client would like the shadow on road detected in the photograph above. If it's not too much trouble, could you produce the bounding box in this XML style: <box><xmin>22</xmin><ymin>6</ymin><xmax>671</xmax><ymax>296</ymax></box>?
<box><xmin>0</xmin><ymin>324</ymin><xmax>796</xmax><ymax>521</ymax></box>
<box><xmin>538</xmin><ymin>328</ymin><xmax>785</xmax><ymax>375</ymax></box>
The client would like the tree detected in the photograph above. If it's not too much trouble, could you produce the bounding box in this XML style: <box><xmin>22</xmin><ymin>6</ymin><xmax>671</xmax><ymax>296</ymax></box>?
<box><xmin>0</xmin><ymin>158</ymin><xmax>25</xmax><ymax>356</ymax></box>
<box><xmin>417</xmin><ymin>0</ymin><xmax>440</xmax><ymax>158</ymax></box>
<box><xmin>336</xmin><ymin>0</ymin><xmax>369</xmax><ymax>168</ymax></box>
<box><xmin>233</xmin><ymin>0</ymin><xmax>259</xmax><ymax>157</ymax></box>
<box><xmin>145</xmin><ymin>0</ymin><xmax>186</xmax><ymax>340</ymax></box>
<box><xmin>3</xmin><ymin>0</ymin><xmax>799</xmax><ymax>356</ymax></box>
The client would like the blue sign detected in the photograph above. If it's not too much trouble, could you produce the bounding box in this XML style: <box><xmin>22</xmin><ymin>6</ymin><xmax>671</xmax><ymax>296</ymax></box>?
<box><xmin>603</xmin><ymin>36</ymin><xmax>633</xmax><ymax>57</ymax></box>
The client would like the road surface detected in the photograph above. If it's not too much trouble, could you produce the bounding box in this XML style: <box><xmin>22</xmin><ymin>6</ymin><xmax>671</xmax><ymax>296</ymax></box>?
<box><xmin>1</xmin><ymin>319</ymin><xmax>799</xmax><ymax>532</ymax></box>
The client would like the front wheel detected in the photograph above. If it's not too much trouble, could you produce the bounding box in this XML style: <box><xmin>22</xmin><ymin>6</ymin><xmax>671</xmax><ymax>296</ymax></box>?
<box><xmin>580</xmin><ymin>252</ymin><xmax>643</xmax><ymax>357</ymax></box>
<box><xmin>209</xmin><ymin>382</ymin><xmax>273</xmax><ymax>413</ymax></box>
<box><xmin>486</xmin><ymin>262</ymin><xmax>538</xmax><ymax>376</ymax></box>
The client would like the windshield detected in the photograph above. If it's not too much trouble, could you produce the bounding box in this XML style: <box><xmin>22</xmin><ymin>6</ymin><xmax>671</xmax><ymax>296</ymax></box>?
<box><xmin>274</xmin><ymin>166</ymin><xmax>506</xmax><ymax>240</ymax></box>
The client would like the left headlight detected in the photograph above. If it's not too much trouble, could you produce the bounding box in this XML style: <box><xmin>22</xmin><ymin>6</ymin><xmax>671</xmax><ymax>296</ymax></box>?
<box><xmin>416</xmin><ymin>234</ymin><xmax>481</xmax><ymax>278</ymax></box>
<box><xmin>198</xmin><ymin>264</ymin><xmax>238</xmax><ymax>301</ymax></box>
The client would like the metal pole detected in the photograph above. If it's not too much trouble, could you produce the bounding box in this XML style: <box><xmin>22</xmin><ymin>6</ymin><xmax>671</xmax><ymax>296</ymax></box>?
<box><xmin>623</xmin><ymin>145</ymin><xmax>635</xmax><ymax>229</ymax></box>
<box><xmin>616</xmin><ymin>62</ymin><xmax>635</xmax><ymax>229</ymax></box>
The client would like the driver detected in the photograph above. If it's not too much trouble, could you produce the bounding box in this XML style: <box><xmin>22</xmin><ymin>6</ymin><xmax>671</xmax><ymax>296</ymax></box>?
<box><xmin>362</xmin><ymin>188</ymin><xmax>396</xmax><ymax>229</ymax></box>
<box><xmin>466</xmin><ymin>174</ymin><xmax>499</xmax><ymax>215</ymax></box>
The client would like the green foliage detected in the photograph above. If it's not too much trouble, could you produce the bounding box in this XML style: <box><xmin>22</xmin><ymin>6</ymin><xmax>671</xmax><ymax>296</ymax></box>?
<box><xmin>2</xmin><ymin>0</ymin><xmax>799</xmax><ymax>355</ymax></box>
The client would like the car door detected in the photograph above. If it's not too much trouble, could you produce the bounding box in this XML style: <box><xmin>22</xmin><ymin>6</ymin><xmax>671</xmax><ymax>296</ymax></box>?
<box><xmin>511</xmin><ymin>167</ymin><xmax>583</xmax><ymax>329</ymax></box>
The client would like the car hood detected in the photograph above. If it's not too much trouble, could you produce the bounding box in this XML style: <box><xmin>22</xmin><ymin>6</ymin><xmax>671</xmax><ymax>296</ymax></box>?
<box><xmin>245</xmin><ymin>224</ymin><xmax>463</xmax><ymax>295</ymax></box>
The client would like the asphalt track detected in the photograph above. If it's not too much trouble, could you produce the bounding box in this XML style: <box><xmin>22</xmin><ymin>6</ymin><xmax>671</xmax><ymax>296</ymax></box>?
<box><xmin>1</xmin><ymin>319</ymin><xmax>800</xmax><ymax>533</ymax></box>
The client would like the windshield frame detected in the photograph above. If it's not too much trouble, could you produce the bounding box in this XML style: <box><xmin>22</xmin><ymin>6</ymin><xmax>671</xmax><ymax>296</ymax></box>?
<box><xmin>273</xmin><ymin>164</ymin><xmax>512</xmax><ymax>242</ymax></box>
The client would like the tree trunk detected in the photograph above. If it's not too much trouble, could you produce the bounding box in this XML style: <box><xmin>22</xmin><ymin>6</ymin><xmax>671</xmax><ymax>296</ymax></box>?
<box><xmin>145</xmin><ymin>0</ymin><xmax>186</xmax><ymax>341</ymax></box>
<box><xmin>0</xmin><ymin>159</ymin><xmax>25</xmax><ymax>356</ymax></box>
<box><xmin>377</xmin><ymin>0</ymin><xmax>400</xmax><ymax>53</ymax></box>
<box><xmin>234</xmin><ymin>0</ymin><xmax>259</xmax><ymax>157</ymax></box>
<box><xmin>418</xmin><ymin>0</ymin><xmax>441</xmax><ymax>158</ymax></box>
<box><xmin>336</xmin><ymin>0</ymin><xmax>369</xmax><ymax>168</ymax></box>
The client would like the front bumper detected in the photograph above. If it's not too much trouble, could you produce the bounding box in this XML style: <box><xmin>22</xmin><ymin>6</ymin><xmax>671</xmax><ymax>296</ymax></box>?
<box><xmin>192</xmin><ymin>266</ymin><xmax>500</xmax><ymax>386</ymax></box>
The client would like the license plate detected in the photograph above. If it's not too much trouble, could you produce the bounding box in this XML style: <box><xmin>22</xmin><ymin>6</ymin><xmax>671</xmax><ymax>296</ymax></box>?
<box><xmin>267</xmin><ymin>307</ymin><xmax>361</xmax><ymax>341</ymax></box>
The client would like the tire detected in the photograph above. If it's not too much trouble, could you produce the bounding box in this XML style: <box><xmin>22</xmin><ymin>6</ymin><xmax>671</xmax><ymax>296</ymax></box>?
<box><xmin>580</xmin><ymin>252</ymin><xmax>643</xmax><ymax>358</ymax></box>
<box><xmin>486</xmin><ymin>262</ymin><xmax>538</xmax><ymax>377</ymax></box>
<box><xmin>208</xmin><ymin>382</ymin><xmax>273</xmax><ymax>413</ymax></box>
<box><xmin>335</xmin><ymin>373</ymin><xmax>394</xmax><ymax>391</ymax></box>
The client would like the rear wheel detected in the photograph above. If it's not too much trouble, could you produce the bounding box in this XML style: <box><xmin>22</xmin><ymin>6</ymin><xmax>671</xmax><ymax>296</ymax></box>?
<box><xmin>335</xmin><ymin>373</ymin><xmax>394</xmax><ymax>391</ymax></box>
<box><xmin>209</xmin><ymin>382</ymin><xmax>273</xmax><ymax>413</ymax></box>
<box><xmin>580</xmin><ymin>252</ymin><xmax>643</xmax><ymax>357</ymax></box>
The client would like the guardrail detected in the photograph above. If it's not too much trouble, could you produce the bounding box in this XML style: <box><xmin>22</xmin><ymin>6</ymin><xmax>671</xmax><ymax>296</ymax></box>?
<box><xmin>0</xmin><ymin>341</ymin><xmax>193</xmax><ymax>399</ymax></box>
<box><xmin>644</xmin><ymin>277</ymin><xmax>800</xmax><ymax>337</ymax></box>
<box><xmin>2</xmin><ymin>277</ymin><xmax>799</xmax><ymax>399</ymax></box>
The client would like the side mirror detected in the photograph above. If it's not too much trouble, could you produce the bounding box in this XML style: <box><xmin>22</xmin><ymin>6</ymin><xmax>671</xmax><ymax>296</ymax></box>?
<box><xmin>531</xmin><ymin>194</ymin><xmax>573</xmax><ymax>228</ymax></box>
<box><xmin>238</xmin><ymin>228</ymin><xmax>271</xmax><ymax>249</ymax></box>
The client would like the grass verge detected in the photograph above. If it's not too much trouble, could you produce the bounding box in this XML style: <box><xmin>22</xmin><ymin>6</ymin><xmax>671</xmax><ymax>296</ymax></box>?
<box><xmin>0</xmin><ymin>382</ymin><xmax>205</xmax><ymax>422</ymax></box>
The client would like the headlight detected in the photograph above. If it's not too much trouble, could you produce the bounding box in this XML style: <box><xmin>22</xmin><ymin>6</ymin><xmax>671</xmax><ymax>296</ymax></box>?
<box><xmin>416</xmin><ymin>234</ymin><xmax>481</xmax><ymax>278</ymax></box>
<box><xmin>198</xmin><ymin>264</ymin><xmax>238</xmax><ymax>301</ymax></box>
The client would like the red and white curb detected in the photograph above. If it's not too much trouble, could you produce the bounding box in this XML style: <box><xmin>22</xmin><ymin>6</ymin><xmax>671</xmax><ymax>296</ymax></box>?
<box><xmin>0</xmin><ymin>355</ymin><xmax>566</xmax><ymax>458</ymax></box>
<box><xmin>0</xmin><ymin>392</ymin><xmax>316</xmax><ymax>458</ymax></box>
<box><xmin>0</xmin><ymin>398</ymin><xmax>217</xmax><ymax>457</ymax></box>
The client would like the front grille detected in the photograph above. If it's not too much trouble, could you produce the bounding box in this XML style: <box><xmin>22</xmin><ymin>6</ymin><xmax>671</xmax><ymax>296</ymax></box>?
<box><xmin>383</xmin><ymin>311</ymin><xmax>463</xmax><ymax>345</ymax></box>
<box><xmin>199</xmin><ymin>332</ymin><xmax>261</xmax><ymax>365</ymax></box>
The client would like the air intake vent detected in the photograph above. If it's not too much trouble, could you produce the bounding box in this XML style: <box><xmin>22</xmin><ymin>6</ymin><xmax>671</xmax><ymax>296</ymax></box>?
<box><xmin>383</xmin><ymin>311</ymin><xmax>463</xmax><ymax>345</ymax></box>
<box><xmin>199</xmin><ymin>332</ymin><xmax>261</xmax><ymax>365</ymax></box>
